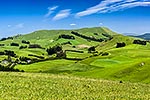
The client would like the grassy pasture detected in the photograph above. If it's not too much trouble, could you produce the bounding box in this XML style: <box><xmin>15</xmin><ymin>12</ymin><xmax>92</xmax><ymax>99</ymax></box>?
<box><xmin>0</xmin><ymin>72</ymin><xmax>149</xmax><ymax>100</ymax></box>
<box><xmin>1</xmin><ymin>27</ymin><xmax>150</xmax><ymax>84</ymax></box>
<box><xmin>0</xmin><ymin>27</ymin><xmax>150</xmax><ymax>99</ymax></box>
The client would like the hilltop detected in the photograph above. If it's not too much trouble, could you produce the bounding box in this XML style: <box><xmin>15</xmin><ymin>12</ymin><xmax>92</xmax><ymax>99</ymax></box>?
<box><xmin>0</xmin><ymin>27</ymin><xmax>150</xmax><ymax>83</ymax></box>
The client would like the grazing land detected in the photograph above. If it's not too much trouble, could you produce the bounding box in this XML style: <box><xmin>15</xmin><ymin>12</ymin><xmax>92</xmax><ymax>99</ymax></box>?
<box><xmin>0</xmin><ymin>72</ymin><xmax>150</xmax><ymax>100</ymax></box>
<box><xmin>0</xmin><ymin>27</ymin><xmax>150</xmax><ymax>99</ymax></box>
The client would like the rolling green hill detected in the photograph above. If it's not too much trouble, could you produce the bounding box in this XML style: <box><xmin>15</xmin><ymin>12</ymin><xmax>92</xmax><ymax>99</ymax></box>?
<box><xmin>0</xmin><ymin>27</ymin><xmax>150</xmax><ymax>83</ymax></box>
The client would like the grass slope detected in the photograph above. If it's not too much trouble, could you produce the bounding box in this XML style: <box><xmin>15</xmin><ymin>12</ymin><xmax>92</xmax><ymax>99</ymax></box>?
<box><xmin>0</xmin><ymin>72</ymin><xmax>149</xmax><ymax>100</ymax></box>
<box><xmin>78</xmin><ymin>44</ymin><xmax>150</xmax><ymax>83</ymax></box>
<box><xmin>1</xmin><ymin>27</ymin><xmax>150</xmax><ymax>83</ymax></box>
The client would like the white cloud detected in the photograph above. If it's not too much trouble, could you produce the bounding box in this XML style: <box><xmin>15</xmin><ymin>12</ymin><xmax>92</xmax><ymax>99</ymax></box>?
<box><xmin>99</xmin><ymin>23</ymin><xmax>103</xmax><ymax>25</ymax></box>
<box><xmin>75</xmin><ymin>0</ymin><xmax>123</xmax><ymax>17</ymax></box>
<box><xmin>8</xmin><ymin>23</ymin><xmax>24</xmax><ymax>31</ymax></box>
<box><xmin>49</xmin><ymin>6</ymin><xmax>58</xmax><ymax>11</ymax></box>
<box><xmin>5</xmin><ymin>23</ymin><xmax>25</xmax><ymax>34</ymax></box>
<box><xmin>7</xmin><ymin>25</ymin><xmax>11</xmax><ymax>28</ymax></box>
<box><xmin>53</xmin><ymin>9</ymin><xmax>71</xmax><ymax>21</ymax></box>
<box><xmin>44</xmin><ymin>6</ymin><xmax>58</xmax><ymax>18</ymax></box>
<box><xmin>70</xmin><ymin>23</ymin><xmax>76</xmax><ymax>26</ymax></box>
<box><xmin>75</xmin><ymin>0</ymin><xmax>150</xmax><ymax>17</ymax></box>
<box><xmin>15</xmin><ymin>23</ymin><xmax>24</xmax><ymax>29</ymax></box>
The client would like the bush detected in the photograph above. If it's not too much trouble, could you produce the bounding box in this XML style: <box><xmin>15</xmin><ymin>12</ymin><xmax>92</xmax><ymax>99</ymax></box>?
<box><xmin>71</xmin><ymin>31</ymin><xmax>104</xmax><ymax>42</ymax></box>
<box><xmin>10</xmin><ymin>43</ymin><xmax>19</xmax><ymax>46</ymax></box>
<box><xmin>22</xmin><ymin>40</ymin><xmax>30</xmax><ymax>44</ymax></box>
<box><xmin>58</xmin><ymin>34</ymin><xmax>75</xmax><ymax>40</ymax></box>
<box><xmin>19</xmin><ymin>56</ymin><xmax>31</xmax><ymax>61</ymax></box>
<box><xmin>116</xmin><ymin>42</ymin><xmax>126</xmax><ymax>48</ymax></box>
<box><xmin>0</xmin><ymin>52</ymin><xmax>5</xmax><ymax>55</ymax></box>
<box><xmin>0</xmin><ymin>37</ymin><xmax>13</xmax><ymax>41</ymax></box>
<box><xmin>93</xmin><ymin>33</ymin><xmax>98</xmax><ymax>35</ymax></box>
<box><xmin>88</xmin><ymin>46</ymin><xmax>95</xmax><ymax>53</ymax></box>
<box><xmin>72</xmin><ymin>46</ymin><xmax>76</xmax><ymax>48</ymax></box>
<box><xmin>133</xmin><ymin>40</ymin><xmax>146</xmax><ymax>45</ymax></box>
<box><xmin>102</xmin><ymin>52</ymin><xmax>109</xmax><ymax>56</ymax></box>
<box><xmin>0</xmin><ymin>44</ymin><xmax>5</xmax><ymax>46</ymax></box>
<box><xmin>4</xmin><ymin>50</ymin><xmax>16</xmax><ymax>57</ymax></box>
<box><xmin>29</xmin><ymin>44</ymin><xmax>43</xmax><ymax>49</ymax></box>
<box><xmin>46</xmin><ymin>45</ymin><xmax>62</xmax><ymax>55</ymax></box>
<box><xmin>0</xmin><ymin>38</ymin><xmax>7</xmax><ymax>41</ymax></box>
<box><xmin>0</xmin><ymin>50</ymin><xmax>16</xmax><ymax>57</ymax></box>
<box><xmin>56</xmin><ymin>50</ymin><xmax>66</xmax><ymax>58</ymax></box>
<box><xmin>19</xmin><ymin>46</ymin><xmax>27</xmax><ymax>49</ymax></box>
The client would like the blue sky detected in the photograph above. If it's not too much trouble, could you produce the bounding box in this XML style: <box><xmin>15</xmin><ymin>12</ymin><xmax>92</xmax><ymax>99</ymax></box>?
<box><xmin>0</xmin><ymin>0</ymin><xmax>150</xmax><ymax>38</ymax></box>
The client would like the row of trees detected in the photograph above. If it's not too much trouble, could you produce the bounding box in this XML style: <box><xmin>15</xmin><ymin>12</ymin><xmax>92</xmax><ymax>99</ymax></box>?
<box><xmin>0</xmin><ymin>37</ymin><xmax>13</xmax><ymax>41</ymax></box>
<box><xmin>0</xmin><ymin>50</ymin><xmax>16</xmax><ymax>57</ymax></box>
<box><xmin>58</xmin><ymin>34</ymin><xmax>75</xmax><ymax>40</ymax></box>
<box><xmin>71</xmin><ymin>31</ymin><xmax>104</xmax><ymax>42</ymax></box>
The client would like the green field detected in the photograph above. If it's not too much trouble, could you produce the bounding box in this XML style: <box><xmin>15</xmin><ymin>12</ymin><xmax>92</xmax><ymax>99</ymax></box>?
<box><xmin>0</xmin><ymin>27</ymin><xmax>150</xmax><ymax>99</ymax></box>
<box><xmin>0</xmin><ymin>72</ymin><xmax>149</xmax><ymax>100</ymax></box>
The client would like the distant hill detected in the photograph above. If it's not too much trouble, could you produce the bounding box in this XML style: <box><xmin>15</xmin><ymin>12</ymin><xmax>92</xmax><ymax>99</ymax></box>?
<box><xmin>130</xmin><ymin>33</ymin><xmax>150</xmax><ymax>40</ymax></box>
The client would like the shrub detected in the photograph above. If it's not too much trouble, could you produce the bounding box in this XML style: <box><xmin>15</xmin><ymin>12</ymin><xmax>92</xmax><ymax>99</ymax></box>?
<box><xmin>72</xmin><ymin>46</ymin><xmax>76</xmax><ymax>48</ymax></box>
<box><xmin>56</xmin><ymin>50</ymin><xmax>66</xmax><ymax>58</ymax></box>
<box><xmin>22</xmin><ymin>40</ymin><xmax>30</xmax><ymax>44</ymax></box>
<box><xmin>19</xmin><ymin>56</ymin><xmax>34</xmax><ymax>64</ymax></box>
<box><xmin>7</xmin><ymin>37</ymin><xmax>13</xmax><ymax>40</ymax></box>
<box><xmin>116</xmin><ymin>42</ymin><xmax>126</xmax><ymax>48</ymax></box>
<box><xmin>0</xmin><ymin>44</ymin><xmax>5</xmax><ymax>46</ymax></box>
<box><xmin>0</xmin><ymin>37</ymin><xmax>13</xmax><ymax>41</ymax></box>
<box><xmin>0</xmin><ymin>38</ymin><xmax>7</xmax><ymax>41</ymax></box>
<box><xmin>88</xmin><ymin>46</ymin><xmax>95</xmax><ymax>53</ymax></box>
<box><xmin>4</xmin><ymin>50</ymin><xmax>16</xmax><ymax>57</ymax></box>
<box><xmin>58</xmin><ymin>34</ymin><xmax>75</xmax><ymax>40</ymax></box>
<box><xmin>29</xmin><ymin>44</ymin><xmax>43</xmax><ymax>49</ymax></box>
<box><xmin>46</xmin><ymin>45</ymin><xmax>62</xmax><ymax>55</ymax></box>
<box><xmin>10</xmin><ymin>43</ymin><xmax>19</xmax><ymax>46</ymax></box>
<box><xmin>19</xmin><ymin>56</ymin><xmax>31</xmax><ymax>61</ymax></box>
<box><xmin>0</xmin><ymin>52</ymin><xmax>5</xmax><ymax>55</ymax></box>
<box><xmin>93</xmin><ymin>33</ymin><xmax>98</xmax><ymax>35</ymax></box>
<box><xmin>71</xmin><ymin>31</ymin><xmax>104</xmax><ymax>42</ymax></box>
<box><xmin>133</xmin><ymin>40</ymin><xmax>146</xmax><ymax>45</ymax></box>
<box><xmin>19</xmin><ymin>46</ymin><xmax>27</xmax><ymax>49</ymax></box>
<box><xmin>102</xmin><ymin>52</ymin><xmax>109</xmax><ymax>56</ymax></box>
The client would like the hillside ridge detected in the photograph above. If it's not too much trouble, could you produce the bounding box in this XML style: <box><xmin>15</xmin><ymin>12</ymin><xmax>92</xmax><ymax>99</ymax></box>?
<box><xmin>0</xmin><ymin>26</ymin><xmax>150</xmax><ymax>83</ymax></box>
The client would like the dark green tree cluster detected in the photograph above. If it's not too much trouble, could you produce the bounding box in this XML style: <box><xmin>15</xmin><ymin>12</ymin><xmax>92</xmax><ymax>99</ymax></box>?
<box><xmin>10</xmin><ymin>42</ymin><xmax>19</xmax><ymax>46</ymax></box>
<box><xmin>46</xmin><ymin>45</ymin><xmax>62</xmax><ymax>55</ymax></box>
<box><xmin>116</xmin><ymin>42</ymin><xmax>126</xmax><ymax>48</ymax></box>
<box><xmin>133</xmin><ymin>40</ymin><xmax>147</xmax><ymax>45</ymax></box>
<box><xmin>46</xmin><ymin>45</ymin><xmax>66</xmax><ymax>58</ymax></box>
<box><xmin>22</xmin><ymin>40</ymin><xmax>30</xmax><ymax>44</ymax></box>
<box><xmin>71</xmin><ymin>31</ymin><xmax>104</xmax><ymax>42</ymax></box>
<box><xmin>0</xmin><ymin>50</ymin><xmax>16</xmax><ymax>57</ymax></box>
<box><xmin>0</xmin><ymin>37</ymin><xmax>13</xmax><ymax>41</ymax></box>
<box><xmin>58</xmin><ymin>34</ymin><xmax>75</xmax><ymax>40</ymax></box>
